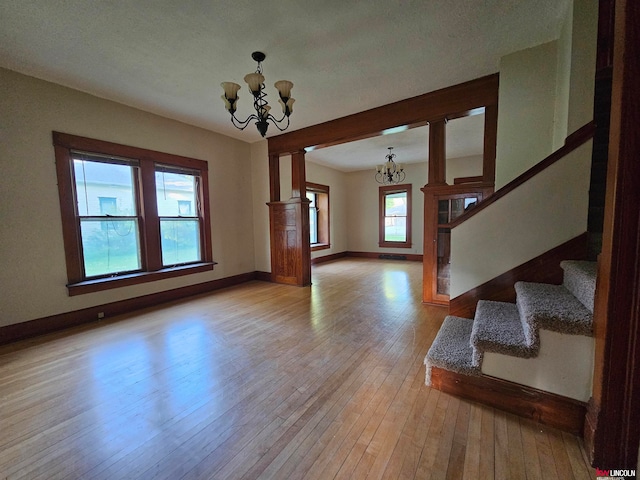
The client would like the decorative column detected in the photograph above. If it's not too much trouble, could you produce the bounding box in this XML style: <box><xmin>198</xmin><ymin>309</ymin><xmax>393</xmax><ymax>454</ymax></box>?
<box><xmin>428</xmin><ymin>119</ymin><xmax>446</xmax><ymax>185</ymax></box>
<box><xmin>267</xmin><ymin>150</ymin><xmax>311</xmax><ymax>286</ymax></box>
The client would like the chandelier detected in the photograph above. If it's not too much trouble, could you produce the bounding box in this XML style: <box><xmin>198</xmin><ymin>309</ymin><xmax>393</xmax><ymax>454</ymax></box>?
<box><xmin>375</xmin><ymin>147</ymin><xmax>405</xmax><ymax>184</ymax></box>
<box><xmin>221</xmin><ymin>51</ymin><xmax>295</xmax><ymax>137</ymax></box>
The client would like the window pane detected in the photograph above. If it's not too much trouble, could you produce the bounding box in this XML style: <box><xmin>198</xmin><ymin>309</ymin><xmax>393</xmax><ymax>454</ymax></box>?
<box><xmin>156</xmin><ymin>171</ymin><xmax>197</xmax><ymax>217</ymax></box>
<box><xmin>307</xmin><ymin>192</ymin><xmax>318</xmax><ymax>244</ymax></box>
<box><xmin>451</xmin><ymin>198</ymin><xmax>465</xmax><ymax>220</ymax></box>
<box><xmin>306</xmin><ymin>192</ymin><xmax>316</xmax><ymax>207</ymax></box>
<box><xmin>160</xmin><ymin>219</ymin><xmax>201</xmax><ymax>266</ymax></box>
<box><xmin>80</xmin><ymin>219</ymin><xmax>141</xmax><ymax>277</ymax></box>
<box><xmin>438</xmin><ymin>199</ymin><xmax>449</xmax><ymax>224</ymax></box>
<box><xmin>309</xmin><ymin>209</ymin><xmax>318</xmax><ymax>244</ymax></box>
<box><xmin>385</xmin><ymin>192</ymin><xmax>407</xmax><ymax>216</ymax></box>
<box><xmin>384</xmin><ymin>217</ymin><xmax>407</xmax><ymax>242</ymax></box>
<box><xmin>99</xmin><ymin>197</ymin><xmax>117</xmax><ymax>215</ymax></box>
<box><xmin>74</xmin><ymin>160</ymin><xmax>136</xmax><ymax>216</ymax></box>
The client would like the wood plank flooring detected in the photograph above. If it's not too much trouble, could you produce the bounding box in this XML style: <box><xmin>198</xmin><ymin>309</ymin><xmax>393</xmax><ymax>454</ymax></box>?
<box><xmin>0</xmin><ymin>259</ymin><xmax>596</xmax><ymax>479</ymax></box>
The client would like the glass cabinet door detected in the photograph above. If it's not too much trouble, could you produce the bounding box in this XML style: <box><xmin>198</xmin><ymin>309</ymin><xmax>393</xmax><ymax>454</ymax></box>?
<box><xmin>435</xmin><ymin>194</ymin><xmax>480</xmax><ymax>297</ymax></box>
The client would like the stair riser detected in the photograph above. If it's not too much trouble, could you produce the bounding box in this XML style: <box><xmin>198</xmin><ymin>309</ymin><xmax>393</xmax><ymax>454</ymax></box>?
<box><xmin>561</xmin><ymin>261</ymin><xmax>597</xmax><ymax>313</ymax></box>
<box><xmin>481</xmin><ymin>330</ymin><xmax>595</xmax><ymax>402</ymax></box>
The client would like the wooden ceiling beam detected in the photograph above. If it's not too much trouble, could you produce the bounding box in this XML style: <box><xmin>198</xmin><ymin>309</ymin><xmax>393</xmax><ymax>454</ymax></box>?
<box><xmin>267</xmin><ymin>73</ymin><xmax>499</xmax><ymax>156</ymax></box>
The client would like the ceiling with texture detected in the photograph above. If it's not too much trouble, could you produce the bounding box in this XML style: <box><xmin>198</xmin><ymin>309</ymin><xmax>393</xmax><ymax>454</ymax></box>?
<box><xmin>0</xmin><ymin>0</ymin><xmax>569</xmax><ymax>169</ymax></box>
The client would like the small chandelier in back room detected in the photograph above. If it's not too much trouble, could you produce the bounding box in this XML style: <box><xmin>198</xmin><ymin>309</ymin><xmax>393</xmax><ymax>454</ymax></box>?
<box><xmin>375</xmin><ymin>147</ymin><xmax>405</xmax><ymax>184</ymax></box>
<box><xmin>221</xmin><ymin>51</ymin><xmax>295</xmax><ymax>137</ymax></box>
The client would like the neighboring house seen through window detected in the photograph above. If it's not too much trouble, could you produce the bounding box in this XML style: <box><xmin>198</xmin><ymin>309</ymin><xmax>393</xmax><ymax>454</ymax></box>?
<box><xmin>53</xmin><ymin>132</ymin><xmax>213</xmax><ymax>295</ymax></box>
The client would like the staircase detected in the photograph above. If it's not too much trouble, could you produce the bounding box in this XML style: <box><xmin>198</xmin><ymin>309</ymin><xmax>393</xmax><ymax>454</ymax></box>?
<box><xmin>425</xmin><ymin>260</ymin><xmax>596</xmax><ymax>408</ymax></box>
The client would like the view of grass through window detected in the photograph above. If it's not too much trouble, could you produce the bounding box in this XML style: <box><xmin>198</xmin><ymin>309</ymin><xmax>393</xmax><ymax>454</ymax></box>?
<box><xmin>384</xmin><ymin>191</ymin><xmax>407</xmax><ymax>242</ymax></box>
<box><xmin>74</xmin><ymin>158</ymin><xmax>141</xmax><ymax>277</ymax></box>
<box><xmin>156</xmin><ymin>170</ymin><xmax>201</xmax><ymax>266</ymax></box>
<box><xmin>72</xmin><ymin>157</ymin><xmax>203</xmax><ymax>278</ymax></box>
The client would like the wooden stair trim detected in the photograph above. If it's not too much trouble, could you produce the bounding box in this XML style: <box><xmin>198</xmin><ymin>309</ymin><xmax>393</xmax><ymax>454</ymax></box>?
<box><xmin>450</xmin><ymin>121</ymin><xmax>596</xmax><ymax>228</ymax></box>
<box><xmin>430</xmin><ymin>367</ymin><xmax>587</xmax><ymax>435</ymax></box>
<box><xmin>449</xmin><ymin>232</ymin><xmax>589</xmax><ymax>318</ymax></box>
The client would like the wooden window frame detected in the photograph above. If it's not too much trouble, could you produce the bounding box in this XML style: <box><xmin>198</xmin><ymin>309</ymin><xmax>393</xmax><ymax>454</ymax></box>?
<box><xmin>379</xmin><ymin>184</ymin><xmax>412</xmax><ymax>248</ymax></box>
<box><xmin>306</xmin><ymin>182</ymin><xmax>330</xmax><ymax>251</ymax></box>
<box><xmin>53</xmin><ymin>132</ymin><xmax>214</xmax><ymax>296</ymax></box>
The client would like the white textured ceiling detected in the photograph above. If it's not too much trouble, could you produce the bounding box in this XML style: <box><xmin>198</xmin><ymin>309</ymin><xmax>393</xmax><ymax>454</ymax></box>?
<box><xmin>0</xmin><ymin>0</ymin><xmax>569</xmax><ymax>169</ymax></box>
<box><xmin>306</xmin><ymin>113</ymin><xmax>486</xmax><ymax>172</ymax></box>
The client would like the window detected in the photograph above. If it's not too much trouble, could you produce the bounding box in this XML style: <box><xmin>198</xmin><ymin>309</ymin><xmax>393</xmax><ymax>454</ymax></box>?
<box><xmin>379</xmin><ymin>184</ymin><xmax>412</xmax><ymax>248</ymax></box>
<box><xmin>156</xmin><ymin>168</ymin><xmax>200</xmax><ymax>266</ymax></box>
<box><xmin>74</xmin><ymin>157</ymin><xmax>141</xmax><ymax>277</ymax></box>
<box><xmin>178</xmin><ymin>200</ymin><xmax>192</xmax><ymax>216</ymax></box>
<box><xmin>53</xmin><ymin>132</ymin><xmax>213</xmax><ymax>296</ymax></box>
<box><xmin>306</xmin><ymin>182</ymin><xmax>330</xmax><ymax>251</ymax></box>
<box><xmin>98</xmin><ymin>197</ymin><xmax>117</xmax><ymax>215</ymax></box>
<box><xmin>307</xmin><ymin>191</ymin><xmax>319</xmax><ymax>244</ymax></box>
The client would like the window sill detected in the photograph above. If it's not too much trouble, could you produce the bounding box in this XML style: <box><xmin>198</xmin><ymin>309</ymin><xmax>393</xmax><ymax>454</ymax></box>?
<box><xmin>67</xmin><ymin>262</ymin><xmax>216</xmax><ymax>296</ymax></box>
<box><xmin>378</xmin><ymin>242</ymin><xmax>412</xmax><ymax>249</ymax></box>
<box><xmin>311</xmin><ymin>243</ymin><xmax>330</xmax><ymax>252</ymax></box>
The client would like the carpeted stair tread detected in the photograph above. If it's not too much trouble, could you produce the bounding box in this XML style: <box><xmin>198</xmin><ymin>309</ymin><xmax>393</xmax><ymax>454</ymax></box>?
<box><xmin>471</xmin><ymin>300</ymin><xmax>537</xmax><ymax>358</ymax></box>
<box><xmin>560</xmin><ymin>260</ymin><xmax>597</xmax><ymax>313</ymax></box>
<box><xmin>424</xmin><ymin>316</ymin><xmax>480</xmax><ymax>384</ymax></box>
<box><xmin>515</xmin><ymin>282</ymin><xmax>593</xmax><ymax>336</ymax></box>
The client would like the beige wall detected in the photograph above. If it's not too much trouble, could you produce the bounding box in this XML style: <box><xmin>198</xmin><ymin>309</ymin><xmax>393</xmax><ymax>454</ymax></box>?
<box><xmin>554</xmin><ymin>0</ymin><xmax>598</xmax><ymax>150</ymax></box>
<box><xmin>554</xmin><ymin>5</ymin><xmax>573</xmax><ymax>150</ymax></box>
<box><xmin>0</xmin><ymin>68</ymin><xmax>254</xmax><ymax>327</ymax></box>
<box><xmin>495</xmin><ymin>41</ymin><xmax>558</xmax><ymax>189</ymax></box>
<box><xmin>346</xmin><ymin>162</ymin><xmax>427</xmax><ymax>255</ymax></box>
<box><xmin>451</xmin><ymin>0</ymin><xmax>597</xmax><ymax>298</ymax></box>
<box><xmin>250</xmin><ymin>140</ymin><xmax>271</xmax><ymax>273</ymax></box>
<box><xmin>567</xmin><ymin>0</ymin><xmax>598</xmax><ymax>133</ymax></box>
<box><xmin>446</xmin><ymin>155</ymin><xmax>483</xmax><ymax>185</ymax></box>
<box><xmin>306</xmin><ymin>161</ymin><xmax>348</xmax><ymax>260</ymax></box>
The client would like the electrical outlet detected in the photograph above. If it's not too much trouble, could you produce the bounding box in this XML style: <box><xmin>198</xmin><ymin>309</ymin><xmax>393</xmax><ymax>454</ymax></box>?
<box><xmin>97</xmin><ymin>312</ymin><xmax>105</xmax><ymax>320</ymax></box>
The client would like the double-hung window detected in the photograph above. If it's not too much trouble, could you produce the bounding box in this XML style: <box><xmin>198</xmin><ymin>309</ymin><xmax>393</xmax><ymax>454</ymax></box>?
<box><xmin>379</xmin><ymin>184</ymin><xmax>412</xmax><ymax>248</ymax></box>
<box><xmin>73</xmin><ymin>153</ymin><xmax>142</xmax><ymax>277</ymax></box>
<box><xmin>306</xmin><ymin>182</ymin><xmax>330</xmax><ymax>251</ymax></box>
<box><xmin>155</xmin><ymin>166</ymin><xmax>201</xmax><ymax>267</ymax></box>
<box><xmin>53</xmin><ymin>132</ymin><xmax>213</xmax><ymax>295</ymax></box>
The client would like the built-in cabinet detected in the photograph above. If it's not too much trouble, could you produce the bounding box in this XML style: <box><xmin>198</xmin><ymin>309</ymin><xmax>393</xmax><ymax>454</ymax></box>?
<box><xmin>422</xmin><ymin>184</ymin><xmax>493</xmax><ymax>305</ymax></box>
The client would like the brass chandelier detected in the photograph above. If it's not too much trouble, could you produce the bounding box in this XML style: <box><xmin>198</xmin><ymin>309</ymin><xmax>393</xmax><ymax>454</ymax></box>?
<box><xmin>221</xmin><ymin>51</ymin><xmax>295</xmax><ymax>137</ymax></box>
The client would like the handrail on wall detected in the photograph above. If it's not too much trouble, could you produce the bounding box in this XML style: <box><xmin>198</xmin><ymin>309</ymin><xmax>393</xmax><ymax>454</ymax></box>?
<box><xmin>449</xmin><ymin>121</ymin><xmax>596</xmax><ymax>228</ymax></box>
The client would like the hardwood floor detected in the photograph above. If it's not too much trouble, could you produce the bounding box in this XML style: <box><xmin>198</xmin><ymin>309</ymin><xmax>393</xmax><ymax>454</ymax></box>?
<box><xmin>0</xmin><ymin>259</ymin><xmax>595</xmax><ymax>479</ymax></box>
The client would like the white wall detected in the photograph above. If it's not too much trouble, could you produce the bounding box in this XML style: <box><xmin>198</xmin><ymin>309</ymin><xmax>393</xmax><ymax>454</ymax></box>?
<box><xmin>495</xmin><ymin>41</ymin><xmax>558</xmax><ymax>189</ymax></box>
<box><xmin>450</xmin><ymin>142</ymin><xmax>591</xmax><ymax>297</ymax></box>
<box><xmin>482</xmin><ymin>330</ymin><xmax>594</xmax><ymax>401</ymax></box>
<box><xmin>346</xmin><ymin>162</ymin><xmax>427</xmax><ymax>255</ymax></box>
<box><xmin>306</xmin><ymin>162</ymin><xmax>348</xmax><ymax>260</ymax></box>
<box><xmin>0</xmin><ymin>68</ymin><xmax>254</xmax><ymax>327</ymax></box>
